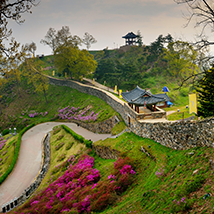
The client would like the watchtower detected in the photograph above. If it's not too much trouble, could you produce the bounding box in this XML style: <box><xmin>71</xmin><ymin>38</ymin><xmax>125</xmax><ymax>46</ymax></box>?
<box><xmin>122</xmin><ymin>32</ymin><xmax>137</xmax><ymax>46</ymax></box>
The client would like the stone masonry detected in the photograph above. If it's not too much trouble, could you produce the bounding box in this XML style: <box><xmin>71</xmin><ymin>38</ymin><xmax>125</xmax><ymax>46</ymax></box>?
<box><xmin>48</xmin><ymin>76</ymin><xmax>214</xmax><ymax>150</ymax></box>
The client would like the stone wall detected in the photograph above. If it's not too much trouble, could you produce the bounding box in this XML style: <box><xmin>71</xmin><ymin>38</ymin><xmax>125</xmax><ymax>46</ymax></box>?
<box><xmin>48</xmin><ymin>76</ymin><xmax>214</xmax><ymax>150</ymax></box>
<box><xmin>70</xmin><ymin>116</ymin><xmax>116</xmax><ymax>134</ymax></box>
<box><xmin>1</xmin><ymin>133</ymin><xmax>51</xmax><ymax>213</ymax></box>
<box><xmin>132</xmin><ymin>119</ymin><xmax>214</xmax><ymax>150</ymax></box>
<box><xmin>92</xmin><ymin>144</ymin><xmax>120</xmax><ymax>159</ymax></box>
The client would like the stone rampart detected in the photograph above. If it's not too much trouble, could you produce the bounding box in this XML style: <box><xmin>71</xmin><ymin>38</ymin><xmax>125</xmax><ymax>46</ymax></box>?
<box><xmin>92</xmin><ymin>144</ymin><xmax>120</xmax><ymax>159</ymax></box>
<box><xmin>70</xmin><ymin>116</ymin><xmax>116</xmax><ymax>134</ymax></box>
<box><xmin>48</xmin><ymin>76</ymin><xmax>214</xmax><ymax>150</ymax></box>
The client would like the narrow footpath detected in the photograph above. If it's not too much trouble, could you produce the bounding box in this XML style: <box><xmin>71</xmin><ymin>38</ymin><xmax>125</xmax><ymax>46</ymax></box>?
<box><xmin>0</xmin><ymin>122</ymin><xmax>111</xmax><ymax>208</ymax></box>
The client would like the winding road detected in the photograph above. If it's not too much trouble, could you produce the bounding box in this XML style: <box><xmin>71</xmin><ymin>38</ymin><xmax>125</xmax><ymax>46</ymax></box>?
<box><xmin>0</xmin><ymin>122</ymin><xmax>111</xmax><ymax>208</ymax></box>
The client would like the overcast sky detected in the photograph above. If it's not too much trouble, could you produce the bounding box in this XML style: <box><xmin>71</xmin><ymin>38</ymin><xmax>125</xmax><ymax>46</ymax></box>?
<box><xmin>7</xmin><ymin>0</ymin><xmax>208</xmax><ymax>56</ymax></box>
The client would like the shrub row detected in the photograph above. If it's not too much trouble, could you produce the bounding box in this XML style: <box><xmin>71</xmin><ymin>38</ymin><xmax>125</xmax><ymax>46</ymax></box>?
<box><xmin>61</xmin><ymin>125</ymin><xmax>93</xmax><ymax>148</ymax></box>
<box><xmin>0</xmin><ymin>123</ymin><xmax>35</xmax><ymax>185</ymax></box>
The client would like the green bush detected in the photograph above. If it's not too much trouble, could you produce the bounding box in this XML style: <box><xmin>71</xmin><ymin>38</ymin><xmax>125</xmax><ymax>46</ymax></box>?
<box><xmin>57</xmin><ymin>134</ymin><xmax>64</xmax><ymax>141</ymax></box>
<box><xmin>65</xmin><ymin>142</ymin><xmax>74</xmax><ymax>150</ymax></box>
<box><xmin>85</xmin><ymin>140</ymin><xmax>93</xmax><ymax>148</ymax></box>
<box><xmin>57</xmin><ymin>153</ymin><xmax>66</xmax><ymax>162</ymax></box>
<box><xmin>53</xmin><ymin>127</ymin><xmax>61</xmax><ymax>135</ymax></box>
<box><xmin>55</xmin><ymin>142</ymin><xmax>65</xmax><ymax>150</ymax></box>
<box><xmin>2</xmin><ymin>129</ymin><xmax>9</xmax><ymax>136</ymax></box>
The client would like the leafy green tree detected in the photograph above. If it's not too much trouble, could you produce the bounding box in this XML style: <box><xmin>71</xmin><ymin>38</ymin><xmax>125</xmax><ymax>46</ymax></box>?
<box><xmin>22</xmin><ymin>58</ymin><xmax>49</xmax><ymax>103</ymax></box>
<box><xmin>136</xmin><ymin>30</ymin><xmax>143</xmax><ymax>47</ymax></box>
<box><xmin>54</xmin><ymin>44</ymin><xmax>97</xmax><ymax>80</ymax></box>
<box><xmin>197</xmin><ymin>67</ymin><xmax>214</xmax><ymax>118</ymax></box>
<box><xmin>41</xmin><ymin>26</ymin><xmax>82</xmax><ymax>53</ymax></box>
<box><xmin>162</xmin><ymin>41</ymin><xmax>199</xmax><ymax>87</ymax></box>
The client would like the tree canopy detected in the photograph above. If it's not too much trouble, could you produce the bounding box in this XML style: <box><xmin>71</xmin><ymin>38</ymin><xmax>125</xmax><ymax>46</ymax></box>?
<box><xmin>54</xmin><ymin>44</ymin><xmax>97</xmax><ymax>80</ymax></box>
<box><xmin>197</xmin><ymin>67</ymin><xmax>214</xmax><ymax>117</ymax></box>
<box><xmin>175</xmin><ymin>0</ymin><xmax>214</xmax><ymax>62</ymax></box>
<box><xmin>0</xmin><ymin>0</ymin><xmax>38</xmax><ymax>57</ymax></box>
<box><xmin>82</xmin><ymin>32</ymin><xmax>97</xmax><ymax>50</ymax></box>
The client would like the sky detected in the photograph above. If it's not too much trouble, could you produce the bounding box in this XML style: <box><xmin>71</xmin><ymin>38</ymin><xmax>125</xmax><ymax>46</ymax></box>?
<box><xmin>7</xmin><ymin>0</ymin><xmax>210</xmax><ymax>56</ymax></box>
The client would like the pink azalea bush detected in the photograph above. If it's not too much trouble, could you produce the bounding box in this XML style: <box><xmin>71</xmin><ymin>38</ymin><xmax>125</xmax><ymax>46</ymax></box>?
<box><xmin>28</xmin><ymin>111</ymin><xmax>48</xmax><ymax>118</ymax></box>
<box><xmin>58</xmin><ymin>106</ymin><xmax>99</xmax><ymax>122</ymax></box>
<box><xmin>0</xmin><ymin>139</ymin><xmax>7</xmax><ymax>150</ymax></box>
<box><xmin>12</xmin><ymin>155</ymin><xmax>136</xmax><ymax>214</ymax></box>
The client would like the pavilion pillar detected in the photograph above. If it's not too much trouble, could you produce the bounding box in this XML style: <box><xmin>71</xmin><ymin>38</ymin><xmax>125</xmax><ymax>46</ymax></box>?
<box><xmin>154</xmin><ymin>105</ymin><xmax>156</xmax><ymax>112</ymax></box>
<box><xmin>128</xmin><ymin>103</ymin><xmax>133</xmax><ymax>109</ymax></box>
<box><xmin>137</xmin><ymin>106</ymin><xmax>139</xmax><ymax>113</ymax></box>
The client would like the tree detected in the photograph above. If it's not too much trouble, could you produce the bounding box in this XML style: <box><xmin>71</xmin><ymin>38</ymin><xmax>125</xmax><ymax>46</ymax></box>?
<box><xmin>82</xmin><ymin>32</ymin><xmax>97</xmax><ymax>50</ymax></box>
<box><xmin>25</xmin><ymin>41</ymin><xmax>37</xmax><ymax>57</ymax></box>
<box><xmin>136</xmin><ymin>30</ymin><xmax>143</xmax><ymax>47</ymax></box>
<box><xmin>54</xmin><ymin>44</ymin><xmax>97</xmax><ymax>80</ymax></box>
<box><xmin>197</xmin><ymin>67</ymin><xmax>214</xmax><ymax>117</ymax></box>
<box><xmin>174</xmin><ymin>0</ymin><xmax>214</xmax><ymax>61</ymax></box>
<box><xmin>1</xmin><ymin>42</ymin><xmax>28</xmax><ymax>97</ymax></box>
<box><xmin>41</xmin><ymin>26</ymin><xmax>82</xmax><ymax>52</ymax></box>
<box><xmin>40</xmin><ymin>28</ymin><xmax>57</xmax><ymax>53</ymax></box>
<box><xmin>0</xmin><ymin>0</ymin><xmax>38</xmax><ymax>56</ymax></box>
<box><xmin>22</xmin><ymin>58</ymin><xmax>49</xmax><ymax>103</ymax></box>
<box><xmin>163</xmin><ymin>41</ymin><xmax>199</xmax><ymax>83</ymax></box>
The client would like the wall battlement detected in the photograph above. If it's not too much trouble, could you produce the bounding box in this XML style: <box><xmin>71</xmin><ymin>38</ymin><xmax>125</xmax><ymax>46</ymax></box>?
<box><xmin>48</xmin><ymin>76</ymin><xmax>214</xmax><ymax>150</ymax></box>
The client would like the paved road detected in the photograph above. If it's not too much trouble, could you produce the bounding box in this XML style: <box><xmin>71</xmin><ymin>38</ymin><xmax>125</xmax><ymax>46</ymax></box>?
<box><xmin>0</xmin><ymin>122</ymin><xmax>111</xmax><ymax>208</ymax></box>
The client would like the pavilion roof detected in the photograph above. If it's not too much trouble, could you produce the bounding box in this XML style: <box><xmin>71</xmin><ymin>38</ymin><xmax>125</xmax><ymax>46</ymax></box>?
<box><xmin>122</xmin><ymin>32</ymin><xmax>137</xmax><ymax>39</ymax></box>
<box><xmin>121</xmin><ymin>86</ymin><xmax>168</xmax><ymax>105</ymax></box>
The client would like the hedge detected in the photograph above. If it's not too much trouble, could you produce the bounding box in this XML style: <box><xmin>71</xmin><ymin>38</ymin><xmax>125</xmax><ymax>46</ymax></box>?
<box><xmin>61</xmin><ymin>125</ymin><xmax>93</xmax><ymax>148</ymax></box>
<box><xmin>0</xmin><ymin>123</ymin><xmax>35</xmax><ymax>185</ymax></box>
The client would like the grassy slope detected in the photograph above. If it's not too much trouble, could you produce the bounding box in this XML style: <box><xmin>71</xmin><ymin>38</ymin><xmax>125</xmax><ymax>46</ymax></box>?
<box><xmin>14</xmin><ymin>127</ymin><xmax>214</xmax><ymax>214</ymax></box>
<box><xmin>38</xmin><ymin>53</ymin><xmax>191</xmax><ymax>107</ymax></box>
<box><xmin>94</xmin><ymin>132</ymin><xmax>214</xmax><ymax>214</ymax></box>
<box><xmin>0</xmin><ymin>83</ymin><xmax>117</xmax><ymax>132</ymax></box>
<box><xmin>35</xmin><ymin>126</ymin><xmax>86</xmax><ymax>193</ymax></box>
<box><xmin>0</xmin><ymin>135</ymin><xmax>17</xmax><ymax>177</ymax></box>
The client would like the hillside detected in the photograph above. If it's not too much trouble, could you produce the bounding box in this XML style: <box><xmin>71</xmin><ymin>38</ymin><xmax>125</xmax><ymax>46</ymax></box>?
<box><xmin>0</xmin><ymin>81</ymin><xmax>117</xmax><ymax>133</ymax></box>
<box><xmin>38</xmin><ymin>44</ymin><xmax>196</xmax><ymax>106</ymax></box>
<box><xmin>9</xmin><ymin>125</ymin><xmax>214</xmax><ymax>214</ymax></box>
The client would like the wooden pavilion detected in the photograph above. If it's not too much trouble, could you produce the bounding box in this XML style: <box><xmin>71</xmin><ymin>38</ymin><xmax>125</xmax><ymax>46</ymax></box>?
<box><xmin>121</xmin><ymin>86</ymin><xmax>170</xmax><ymax>113</ymax></box>
<box><xmin>122</xmin><ymin>32</ymin><xmax>137</xmax><ymax>46</ymax></box>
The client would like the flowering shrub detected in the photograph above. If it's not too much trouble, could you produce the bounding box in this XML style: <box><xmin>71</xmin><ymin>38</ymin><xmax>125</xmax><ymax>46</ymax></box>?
<box><xmin>57</xmin><ymin>153</ymin><xmax>66</xmax><ymax>162</ymax></box>
<box><xmin>66</xmin><ymin>142</ymin><xmax>74</xmax><ymax>150</ymax></box>
<box><xmin>57</xmin><ymin>135</ymin><xmax>64</xmax><ymax>141</ymax></box>
<box><xmin>0</xmin><ymin>139</ymin><xmax>7</xmax><ymax>150</ymax></box>
<box><xmin>55</xmin><ymin>142</ymin><xmax>65</xmax><ymax>151</ymax></box>
<box><xmin>155</xmin><ymin>166</ymin><xmax>165</xmax><ymax>178</ymax></box>
<box><xmin>58</xmin><ymin>106</ymin><xmax>99</xmax><ymax>122</ymax></box>
<box><xmin>12</xmin><ymin>155</ymin><xmax>136</xmax><ymax>214</ymax></box>
<box><xmin>28</xmin><ymin>111</ymin><xmax>48</xmax><ymax>118</ymax></box>
<box><xmin>3</xmin><ymin>150</ymin><xmax>7</xmax><ymax>156</ymax></box>
<box><xmin>170</xmin><ymin>197</ymin><xmax>191</xmax><ymax>212</ymax></box>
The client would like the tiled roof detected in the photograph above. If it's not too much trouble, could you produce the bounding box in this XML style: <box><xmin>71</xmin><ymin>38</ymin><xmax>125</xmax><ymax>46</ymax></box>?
<box><xmin>121</xmin><ymin>86</ymin><xmax>169</xmax><ymax>105</ymax></box>
<box><xmin>122</xmin><ymin>32</ymin><xmax>137</xmax><ymax>39</ymax></box>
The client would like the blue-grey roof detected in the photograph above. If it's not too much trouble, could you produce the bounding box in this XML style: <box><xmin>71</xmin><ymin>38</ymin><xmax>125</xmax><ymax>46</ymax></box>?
<box><xmin>121</xmin><ymin>86</ymin><xmax>169</xmax><ymax>105</ymax></box>
<box><xmin>155</xmin><ymin>93</ymin><xmax>171</xmax><ymax>102</ymax></box>
<box><xmin>122</xmin><ymin>32</ymin><xmax>137</xmax><ymax>39</ymax></box>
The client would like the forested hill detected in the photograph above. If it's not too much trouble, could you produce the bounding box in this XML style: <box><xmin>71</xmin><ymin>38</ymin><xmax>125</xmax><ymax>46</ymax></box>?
<box><xmin>89</xmin><ymin>34</ymin><xmax>199</xmax><ymax>103</ymax></box>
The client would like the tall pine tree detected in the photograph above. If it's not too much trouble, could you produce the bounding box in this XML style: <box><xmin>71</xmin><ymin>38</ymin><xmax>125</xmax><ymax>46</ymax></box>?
<box><xmin>197</xmin><ymin>67</ymin><xmax>214</xmax><ymax>118</ymax></box>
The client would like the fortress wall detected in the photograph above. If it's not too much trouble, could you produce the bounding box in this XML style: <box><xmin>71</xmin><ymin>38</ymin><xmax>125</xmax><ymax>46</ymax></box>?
<box><xmin>49</xmin><ymin>77</ymin><xmax>214</xmax><ymax>150</ymax></box>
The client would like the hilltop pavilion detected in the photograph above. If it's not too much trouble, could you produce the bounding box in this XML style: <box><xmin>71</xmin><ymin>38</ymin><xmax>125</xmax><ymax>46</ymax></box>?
<box><xmin>122</xmin><ymin>32</ymin><xmax>137</xmax><ymax>46</ymax></box>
